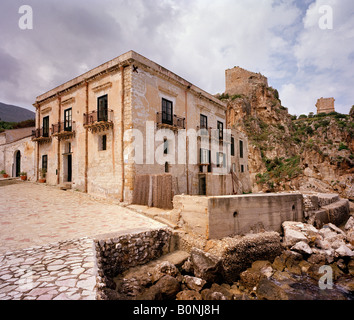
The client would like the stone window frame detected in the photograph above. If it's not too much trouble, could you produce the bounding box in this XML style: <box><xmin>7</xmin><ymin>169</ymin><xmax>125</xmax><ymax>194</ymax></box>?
<box><xmin>200</xmin><ymin>114</ymin><xmax>208</xmax><ymax>129</ymax></box>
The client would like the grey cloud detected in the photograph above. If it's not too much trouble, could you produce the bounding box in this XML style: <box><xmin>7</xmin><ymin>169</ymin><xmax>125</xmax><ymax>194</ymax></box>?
<box><xmin>0</xmin><ymin>51</ymin><xmax>20</xmax><ymax>84</ymax></box>
<box><xmin>0</xmin><ymin>0</ymin><xmax>353</xmax><ymax>115</ymax></box>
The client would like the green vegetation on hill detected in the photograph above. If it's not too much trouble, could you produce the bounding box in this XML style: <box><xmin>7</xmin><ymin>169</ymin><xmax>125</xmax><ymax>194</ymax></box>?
<box><xmin>244</xmin><ymin>109</ymin><xmax>353</xmax><ymax>190</ymax></box>
<box><xmin>0</xmin><ymin>119</ymin><xmax>35</xmax><ymax>133</ymax></box>
<box><xmin>256</xmin><ymin>155</ymin><xmax>302</xmax><ymax>189</ymax></box>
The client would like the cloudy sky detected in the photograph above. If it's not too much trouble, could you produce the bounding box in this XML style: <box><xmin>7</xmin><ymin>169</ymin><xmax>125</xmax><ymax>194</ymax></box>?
<box><xmin>0</xmin><ymin>0</ymin><xmax>353</xmax><ymax>116</ymax></box>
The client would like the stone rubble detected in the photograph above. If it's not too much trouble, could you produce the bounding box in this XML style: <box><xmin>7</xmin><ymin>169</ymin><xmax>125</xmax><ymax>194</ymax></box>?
<box><xmin>100</xmin><ymin>215</ymin><xmax>354</xmax><ymax>301</ymax></box>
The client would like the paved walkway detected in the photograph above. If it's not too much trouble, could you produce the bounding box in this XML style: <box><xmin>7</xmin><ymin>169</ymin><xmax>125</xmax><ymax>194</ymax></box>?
<box><xmin>0</xmin><ymin>180</ymin><xmax>166</xmax><ymax>300</ymax></box>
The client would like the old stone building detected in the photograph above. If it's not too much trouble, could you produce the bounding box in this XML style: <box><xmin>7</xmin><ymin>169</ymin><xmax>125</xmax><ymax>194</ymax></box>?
<box><xmin>225</xmin><ymin>66</ymin><xmax>268</xmax><ymax>98</ymax></box>
<box><xmin>0</xmin><ymin>127</ymin><xmax>36</xmax><ymax>179</ymax></box>
<box><xmin>32</xmin><ymin>51</ymin><xmax>250</xmax><ymax>206</ymax></box>
<box><xmin>316</xmin><ymin>97</ymin><xmax>335</xmax><ymax>114</ymax></box>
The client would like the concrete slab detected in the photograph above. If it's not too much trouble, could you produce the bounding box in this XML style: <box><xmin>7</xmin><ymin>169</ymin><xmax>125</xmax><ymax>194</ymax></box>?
<box><xmin>173</xmin><ymin>193</ymin><xmax>304</xmax><ymax>239</ymax></box>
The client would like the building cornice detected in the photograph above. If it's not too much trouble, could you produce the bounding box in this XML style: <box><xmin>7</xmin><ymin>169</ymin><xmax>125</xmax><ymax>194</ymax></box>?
<box><xmin>34</xmin><ymin>51</ymin><xmax>226</xmax><ymax>111</ymax></box>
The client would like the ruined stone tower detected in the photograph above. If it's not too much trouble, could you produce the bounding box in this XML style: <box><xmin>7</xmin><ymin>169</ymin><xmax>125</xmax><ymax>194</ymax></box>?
<box><xmin>316</xmin><ymin>97</ymin><xmax>335</xmax><ymax>114</ymax></box>
<box><xmin>225</xmin><ymin>66</ymin><xmax>268</xmax><ymax>97</ymax></box>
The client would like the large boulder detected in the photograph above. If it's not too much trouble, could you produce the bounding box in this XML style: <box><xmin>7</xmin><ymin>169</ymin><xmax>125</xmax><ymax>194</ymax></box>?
<box><xmin>315</xmin><ymin>199</ymin><xmax>350</xmax><ymax>227</ymax></box>
<box><xmin>240</xmin><ymin>261</ymin><xmax>273</xmax><ymax>290</ymax></box>
<box><xmin>335</xmin><ymin>244</ymin><xmax>354</xmax><ymax>258</ymax></box>
<box><xmin>190</xmin><ymin>248</ymin><xmax>223</xmax><ymax>283</ymax></box>
<box><xmin>283</xmin><ymin>229</ymin><xmax>308</xmax><ymax>247</ymax></box>
<box><xmin>137</xmin><ymin>275</ymin><xmax>180</xmax><ymax>300</ymax></box>
<box><xmin>207</xmin><ymin>232</ymin><xmax>283</xmax><ymax>283</ymax></box>
<box><xmin>150</xmin><ymin>261</ymin><xmax>180</xmax><ymax>283</ymax></box>
<box><xmin>282</xmin><ymin>221</ymin><xmax>319</xmax><ymax>247</ymax></box>
<box><xmin>291</xmin><ymin>241</ymin><xmax>313</xmax><ymax>255</ymax></box>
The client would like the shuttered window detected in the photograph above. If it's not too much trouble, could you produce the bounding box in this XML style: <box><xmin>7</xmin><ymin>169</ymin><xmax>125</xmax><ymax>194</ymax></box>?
<box><xmin>43</xmin><ymin>116</ymin><xmax>49</xmax><ymax>137</ymax></box>
<box><xmin>97</xmin><ymin>95</ymin><xmax>108</xmax><ymax>122</ymax></box>
<box><xmin>162</xmin><ymin>98</ymin><xmax>173</xmax><ymax>125</ymax></box>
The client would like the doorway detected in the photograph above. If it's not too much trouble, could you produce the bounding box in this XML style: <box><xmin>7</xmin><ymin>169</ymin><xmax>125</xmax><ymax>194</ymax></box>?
<box><xmin>199</xmin><ymin>175</ymin><xmax>206</xmax><ymax>196</ymax></box>
<box><xmin>15</xmin><ymin>150</ymin><xmax>21</xmax><ymax>177</ymax></box>
<box><xmin>63</xmin><ymin>142</ymin><xmax>72</xmax><ymax>183</ymax></box>
<box><xmin>67</xmin><ymin>154</ymin><xmax>72</xmax><ymax>182</ymax></box>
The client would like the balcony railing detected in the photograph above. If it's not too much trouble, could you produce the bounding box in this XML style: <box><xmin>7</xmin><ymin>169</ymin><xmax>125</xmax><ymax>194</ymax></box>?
<box><xmin>51</xmin><ymin>121</ymin><xmax>76</xmax><ymax>139</ymax></box>
<box><xmin>52</xmin><ymin>121</ymin><xmax>76</xmax><ymax>134</ymax></box>
<box><xmin>83</xmin><ymin>109</ymin><xmax>114</xmax><ymax>126</ymax></box>
<box><xmin>32</xmin><ymin>128</ymin><xmax>52</xmax><ymax>142</ymax></box>
<box><xmin>83</xmin><ymin>109</ymin><xmax>114</xmax><ymax>133</ymax></box>
<box><xmin>156</xmin><ymin>112</ymin><xmax>185</xmax><ymax>130</ymax></box>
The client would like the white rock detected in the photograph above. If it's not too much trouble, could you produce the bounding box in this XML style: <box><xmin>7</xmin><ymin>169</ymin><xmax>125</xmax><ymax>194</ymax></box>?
<box><xmin>335</xmin><ymin>244</ymin><xmax>354</xmax><ymax>257</ymax></box>
<box><xmin>284</xmin><ymin>229</ymin><xmax>308</xmax><ymax>247</ymax></box>
<box><xmin>291</xmin><ymin>241</ymin><xmax>313</xmax><ymax>255</ymax></box>
<box><xmin>331</xmin><ymin>240</ymin><xmax>345</xmax><ymax>250</ymax></box>
<box><xmin>301</xmin><ymin>224</ymin><xmax>319</xmax><ymax>237</ymax></box>
<box><xmin>327</xmin><ymin>223</ymin><xmax>346</xmax><ymax>236</ymax></box>
<box><xmin>345</xmin><ymin>216</ymin><xmax>354</xmax><ymax>231</ymax></box>
<box><xmin>320</xmin><ymin>228</ymin><xmax>345</xmax><ymax>243</ymax></box>
<box><xmin>319</xmin><ymin>228</ymin><xmax>334</xmax><ymax>238</ymax></box>
<box><xmin>260</xmin><ymin>266</ymin><xmax>274</xmax><ymax>279</ymax></box>
<box><xmin>183</xmin><ymin>275</ymin><xmax>206</xmax><ymax>292</ymax></box>
<box><xmin>315</xmin><ymin>239</ymin><xmax>331</xmax><ymax>250</ymax></box>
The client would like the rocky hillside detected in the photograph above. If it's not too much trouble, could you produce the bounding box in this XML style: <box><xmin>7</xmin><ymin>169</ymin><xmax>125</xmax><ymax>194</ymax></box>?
<box><xmin>220</xmin><ymin>70</ymin><xmax>354</xmax><ymax>200</ymax></box>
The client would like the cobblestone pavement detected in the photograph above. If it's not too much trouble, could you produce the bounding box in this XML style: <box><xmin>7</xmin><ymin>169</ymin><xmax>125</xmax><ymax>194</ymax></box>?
<box><xmin>0</xmin><ymin>180</ymin><xmax>166</xmax><ymax>300</ymax></box>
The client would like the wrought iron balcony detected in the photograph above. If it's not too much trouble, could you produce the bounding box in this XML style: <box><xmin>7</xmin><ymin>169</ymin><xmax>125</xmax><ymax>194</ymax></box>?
<box><xmin>83</xmin><ymin>109</ymin><xmax>114</xmax><ymax>133</ymax></box>
<box><xmin>32</xmin><ymin>128</ymin><xmax>52</xmax><ymax>143</ymax></box>
<box><xmin>52</xmin><ymin>121</ymin><xmax>76</xmax><ymax>139</ymax></box>
<box><xmin>156</xmin><ymin>112</ymin><xmax>185</xmax><ymax>130</ymax></box>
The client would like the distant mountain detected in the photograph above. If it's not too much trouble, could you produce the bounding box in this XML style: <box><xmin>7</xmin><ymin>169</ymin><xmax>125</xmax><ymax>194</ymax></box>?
<box><xmin>0</xmin><ymin>102</ymin><xmax>35</xmax><ymax>122</ymax></box>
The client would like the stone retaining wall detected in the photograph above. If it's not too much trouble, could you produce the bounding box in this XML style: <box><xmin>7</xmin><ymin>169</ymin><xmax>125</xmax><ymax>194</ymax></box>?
<box><xmin>93</xmin><ymin>228</ymin><xmax>172</xmax><ymax>299</ymax></box>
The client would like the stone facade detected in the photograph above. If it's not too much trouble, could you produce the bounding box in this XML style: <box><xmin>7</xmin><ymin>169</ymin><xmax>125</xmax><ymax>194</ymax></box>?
<box><xmin>0</xmin><ymin>127</ymin><xmax>36</xmax><ymax>179</ymax></box>
<box><xmin>316</xmin><ymin>97</ymin><xmax>335</xmax><ymax>114</ymax></box>
<box><xmin>33</xmin><ymin>51</ymin><xmax>251</xmax><ymax>204</ymax></box>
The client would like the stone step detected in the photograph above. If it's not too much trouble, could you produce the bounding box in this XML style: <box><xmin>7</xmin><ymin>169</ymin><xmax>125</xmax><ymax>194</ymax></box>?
<box><xmin>154</xmin><ymin>216</ymin><xmax>179</xmax><ymax>230</ymax></box>
<box><xmin>59</xmin><ymin>183</ymin><xmax>72</xmax><ymax>190</ymax></box>
<box><xmin>314</xmin><ymin>199</ymin><xmax>350</xmax><ymax>228</ymax></box>
<box><xmin>317</xmin><ymin>193</ymin><xmax>340</xmax><ymax>207</ymax></box>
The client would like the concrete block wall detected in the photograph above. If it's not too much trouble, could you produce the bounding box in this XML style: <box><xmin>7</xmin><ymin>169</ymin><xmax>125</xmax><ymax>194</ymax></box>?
<box><xmin>208</xmin><ymin>193</ymin><xmax>304</xmax><ymax>239</ymax></box>
<box><xmin>173</xmin><ymin>193</ymin><xmax>304</xmax><ymax>240</ymax></box>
